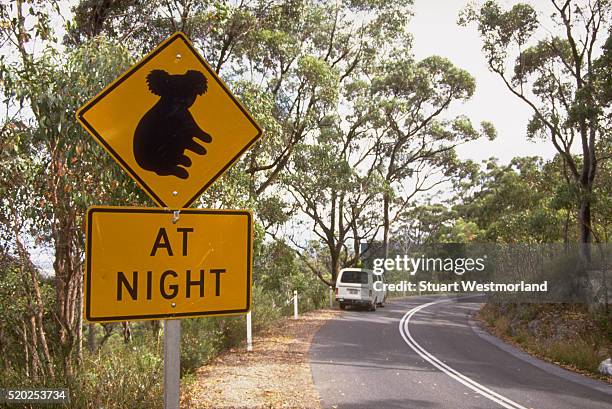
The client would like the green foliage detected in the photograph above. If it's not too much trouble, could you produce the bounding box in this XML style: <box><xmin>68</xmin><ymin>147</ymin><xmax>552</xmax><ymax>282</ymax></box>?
<box><xmin>0</xmin><ymin>34</ymin><xmax>149</xmax><ymax>245</ymax></box>
<box><xmin>459</xmin><ymin>1</ymin><xmax>538</xmax><ymax>70</ymax></box>
<box><xmin>453</xmin><ymin>156</ymin><xmax>572</xmax><ymax>243</ymax></box>
<box><xmin>68</xmin><ymin>340</ymin><xmax>164</xmax><ymax>409</ymax></box>
<box><xmin>180</xmin><ymin>317</ymin><xmax>227</xmax><ymax>375</ymax></box>
<box><xmin>254</xmin><ymin>240</ymin><xmax>327</xmax><ymax>309</ymax></box>
<box><xmin>0</xmin><ymin>255</ymin><xmax>56</xmax><ymax>381</ymax></box>
<box><xmin>460</xmin><ymin>0</ymin><xmax>611</xmax><ymax>245</ymax></box>
<box><xmin>251</xmin><ymin>285</ymin><xmax>284</xmax><ymax>330</ymax></box>
<box><xmin>593</xmin><ymin>31</ymin><xmax>612</xmax><ymax>107</ymax></box>
<box><xmin>297</xmin><ymin>55</ymin><xmax>339</xmax><ymax>105</ymax></box>
<box><xmin>480</xmin><ymin>303</ymin><xmax>609</xmax><ymax>375</ymax></box>
<box><xmin>480</xmin><ymin>121</ymin><xmax>497</xmax><ymax>140</ymax></box>
<box><xmin>1</xmin><ymin>335</ymin><xmax>164</xmax><ymax>409</ymax></box>
<box><xmin>396</xmin><ymin>148</ymin><xmax>612</xmax><ymax>246</ymax></box>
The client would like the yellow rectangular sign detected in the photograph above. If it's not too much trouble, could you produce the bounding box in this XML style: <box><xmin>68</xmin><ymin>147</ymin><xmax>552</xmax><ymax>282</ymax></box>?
<box><xmin>85</xmin><ymin>206</ymin><xmax>252</xmax><ymax>322</ymax></box>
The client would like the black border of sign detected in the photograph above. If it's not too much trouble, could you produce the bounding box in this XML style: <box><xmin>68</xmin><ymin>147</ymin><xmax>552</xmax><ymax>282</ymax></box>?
<box><xmin>85</xmin><ymin>207</ymin><xmax>252</xmax><ymax>322</ymax></box>
<box><xmin>76</xmin><ymin>32</ymin><xmax>263</xmax><ymax>208</ymax></box>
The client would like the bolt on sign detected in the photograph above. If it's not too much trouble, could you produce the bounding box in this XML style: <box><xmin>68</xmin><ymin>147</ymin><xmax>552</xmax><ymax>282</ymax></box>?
<box><xmin>76</xmin><ymin>32</ymin><xmax>262</xmax><ymax>208</ymax></box>
<box><xmin>85</xmin><ymin>207</ymin><xmax>252</xmax><ymax>322</ymax></box>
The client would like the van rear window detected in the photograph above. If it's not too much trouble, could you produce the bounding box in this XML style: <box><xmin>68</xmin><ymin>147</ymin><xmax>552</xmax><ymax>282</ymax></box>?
<box><xmin>340</xmin><ymin>270</ymin><xmax>368</xmax><ymax>284</ymax></box>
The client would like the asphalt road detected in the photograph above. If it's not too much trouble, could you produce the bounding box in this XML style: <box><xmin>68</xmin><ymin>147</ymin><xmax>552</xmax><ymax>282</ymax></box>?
<box><xmin>309</xmin><ymin>295</ymin><xmax>612</xmax><ymax>409</ymax></box>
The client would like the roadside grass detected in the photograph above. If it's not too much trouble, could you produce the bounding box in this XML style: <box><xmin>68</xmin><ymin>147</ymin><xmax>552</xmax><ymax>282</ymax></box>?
<box><xmin>0</xmin><ymin>283</ymin><xmax>328</xmax><ymax>409</ymax></box>
<box><xmin>541</xmin><ymin>339</ymin><xmax>601</xmax><ymax>372</ymax></box>
<box><xmin>479</xmin><ymin>303</ymin><xmax>612</xmax><ymax>382</ymax></box>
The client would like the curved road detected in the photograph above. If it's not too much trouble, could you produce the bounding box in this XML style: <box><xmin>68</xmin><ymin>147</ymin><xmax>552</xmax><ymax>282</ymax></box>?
<box><xmin>309</xmin><ymin>296</ymin><xmax>612</xmax><ymax>409</ymax></box>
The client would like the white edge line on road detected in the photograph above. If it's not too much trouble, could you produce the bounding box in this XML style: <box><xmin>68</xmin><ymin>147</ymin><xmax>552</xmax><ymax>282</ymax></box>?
<box><xmin>398</xmin><ymin>298</ymin><xmax>529</xmax><ymax>409</ymax></box>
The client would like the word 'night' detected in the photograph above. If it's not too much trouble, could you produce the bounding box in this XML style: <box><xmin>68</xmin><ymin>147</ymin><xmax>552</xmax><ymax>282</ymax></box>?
<box><xmin>116</xmin><ymin>227</ymin><xmax>226</xmax><ymax>301</ymax></box>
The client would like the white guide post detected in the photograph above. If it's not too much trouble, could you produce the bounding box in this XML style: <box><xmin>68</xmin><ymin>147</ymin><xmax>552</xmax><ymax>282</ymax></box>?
<box><xmin>246</xmin><ymin>311</ymin><xmax>253</xmax><ymax>352</ymax></box>
<box><xmin>164</xmin><ymin>319</ymin><xmax>181</xmax><ymax>409</ymax></box>
<box><xmin>293</xmin><ymin>290</ymin><xmax>298</xmax><ymax>319</ymax></box>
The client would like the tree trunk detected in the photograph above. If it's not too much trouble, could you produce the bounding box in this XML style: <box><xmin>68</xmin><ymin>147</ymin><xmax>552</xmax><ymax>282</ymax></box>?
<box><xmin>563</xmin><ymin>209</ymin><xmax>570</xmax><ymax>248</ymax></box>
<box><xmin>353</xmin><ymin>235</ymin><xmax>361</xmax><ymax>268</ymax></box>
<box><xmin>29</xmin><ymin>315</ymin><xmax>40</xmax><ymax>382</ymax></box>
<box><xmin>579</xmin><ymin>193</ymin><xmax>592</xmax><ymax>245</ymax></box>
<box><xmin>383</xmin><ymin>192</ymin><xmax>391</xmax><ymax>261</ymax></box>
<box><xmin>578</xmin><ymin>187</ymin><xmax>593</xmax><ymax>270</ymax></box>
<box><xmin>52</xmin><ymin>211</ymin><xmax>80</xmax><ymax>376</ymax></box>
<box><xmin>12</xmin><ymin>229</ymin><xmax>54</xmax><ymax>379</ymax></box>
<box><xmin>122</xmin><ymin>322</ymin><xmax>132</xmax><ymax>343</ymax></box>
<box><xmin>21</xmin><ymin>321</ymin><xmax>30</xmax><ymax>379</ymax></box>
<box><xmin>578</xmin><ymin>187</ymin><xmax>597</xmax><ymax>309</ymax></box>
<box><xmin>330</xmin><ymin>249</ymin><xmax>339</xmax><ymax>284</ymax></box>
<box><xmin>76</xmin><ymin>272</ymin><xmax>83</xmax><ymax>364</ymax></box>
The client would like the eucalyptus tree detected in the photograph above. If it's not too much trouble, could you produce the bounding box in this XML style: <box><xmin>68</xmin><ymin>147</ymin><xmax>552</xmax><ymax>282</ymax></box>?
<box><xmin>272</xmin><ymin>2</ymin><xmax>494</xmax><ymax>281</ymax></box>
<box><xmin>392</xmin><ymin>203</ymin><xmax>467</xmax><ymax>246</ymax></box>
<box><xmin>1</xmin><ymin>1</ymin><xmax>142</xmax><ymax>375</ymax></box>
<box><xmin>283</xmin><ymin>113</ymin><xmax>386</xmax><ymax>285</ymax></box>
<box><xmin>460</xmin><ymin>0</ymin><xmax>612</xmax><ymax>244</ymax></box>
<box><xmin>453</xmin><ymin>157</ymin><xmax>571</xmax><ymax>243</ymax></box>
<box><xmin>238</xmin><ymin>0</ymin><xmax>412</xmax><ymax>196</ymax></box>
<box><xmin>371</xmin><ymin>52</ymin><xmax>496</xmax><ymax>259</ymax></box>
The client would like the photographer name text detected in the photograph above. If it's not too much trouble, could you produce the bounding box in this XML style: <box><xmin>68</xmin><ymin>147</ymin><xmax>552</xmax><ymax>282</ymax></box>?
<box><xmin>375</xmin><ymin>280</ymin><xmax>548</xmax><ymax>293</ymax></box>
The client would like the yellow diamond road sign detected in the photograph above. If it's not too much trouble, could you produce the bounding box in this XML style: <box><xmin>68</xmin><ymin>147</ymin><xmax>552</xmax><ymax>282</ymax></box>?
<box><xmin>85</xmin><ymin>207</ymin><xmax>252</xmax><ymax>322</ymax></box>
<box><xmin>76</xmin><ymin>32</ymin><xmax>262</xmax><ymax>208</ymax></box>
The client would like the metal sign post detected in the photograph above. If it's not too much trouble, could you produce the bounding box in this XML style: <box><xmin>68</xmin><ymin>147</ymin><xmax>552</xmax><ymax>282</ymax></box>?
<box><xmin>164</xmin><ymin>320</ymin><xmax>181</xmax><ymax>409</ymax></box>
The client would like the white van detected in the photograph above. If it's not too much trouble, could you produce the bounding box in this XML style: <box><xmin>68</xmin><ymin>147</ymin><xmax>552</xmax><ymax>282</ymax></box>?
<box><xmin>335</xmin><ymin>268</ymin><xmax>386</xmax><ymax>311</ymax></box>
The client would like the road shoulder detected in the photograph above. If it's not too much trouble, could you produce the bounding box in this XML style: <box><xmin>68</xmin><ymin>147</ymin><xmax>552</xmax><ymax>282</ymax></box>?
<box><xmin>183</xmin><ymin>309</ymin><xmax>340</xmax><ymax>409</ymax></box>
<box><xmin>469</xmin><ymin>308</ymin><xmax>612</xmax><ymax>395</ymax></box>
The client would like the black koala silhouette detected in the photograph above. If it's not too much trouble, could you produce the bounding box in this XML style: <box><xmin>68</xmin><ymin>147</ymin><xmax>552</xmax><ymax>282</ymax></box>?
<box><xmin>133</xmin><ymin>69</ymin><xmax>212</xmax><ymax>179</ymax></box>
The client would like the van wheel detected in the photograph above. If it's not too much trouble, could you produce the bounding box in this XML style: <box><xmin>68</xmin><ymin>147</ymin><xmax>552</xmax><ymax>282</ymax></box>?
<box><xmin>339</xmin><ymin>303</ymin><xmax>346</xmax><ymax>310</ymax></box>
<box><xmin>369</xmin><ymin>301</ymin><xmax>377</xmax><ymax>311</ymax></box>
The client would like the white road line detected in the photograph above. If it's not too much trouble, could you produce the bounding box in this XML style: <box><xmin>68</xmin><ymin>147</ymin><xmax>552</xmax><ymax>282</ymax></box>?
<box><xmin>398</xmin><ymin>298</ymin><xmax>529</xmax><ymax>409</ymax></box>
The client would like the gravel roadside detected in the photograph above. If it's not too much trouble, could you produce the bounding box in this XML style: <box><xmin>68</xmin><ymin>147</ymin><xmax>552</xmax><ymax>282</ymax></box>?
<box><xmin>182</xmin><ymin>309</ymin><xmax>340</xmax><ymax>409</ymax></box>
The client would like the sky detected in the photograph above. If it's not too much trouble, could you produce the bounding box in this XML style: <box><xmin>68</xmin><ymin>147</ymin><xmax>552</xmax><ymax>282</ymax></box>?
<box><xmin>409</xmin><ymin>0</ymin><xmax>559</xmax><ymax>165</ymax></box>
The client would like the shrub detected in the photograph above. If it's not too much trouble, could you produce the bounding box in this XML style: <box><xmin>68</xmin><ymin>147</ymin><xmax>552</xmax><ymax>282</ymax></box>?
<box><xmin>479</xmin><ymin>303</ymin><xmax>499</xmax><ymax>326</ymax></box>
<box><xmin>494</xmin><ymin>315</ymin><xmax>512</xmax><ymax>337</ymax></box>
<box><xmin>68</xmin><ymin>336</ymin><xmax>163</xmax><ymax>409</ymax></box>
<box><xmin>252</xmin><ymin>285</ymin><xmax>283</xmax><ymax>331</ymax></box>
<box><xmin>180</xmin><ymin>317</ymin><xmax>226</xmax><ymax>375</ymax></box>
<box><xmin>540</xmin><ymin>339</ymin><xmax>600</xmax><ymax>372</ymax></box>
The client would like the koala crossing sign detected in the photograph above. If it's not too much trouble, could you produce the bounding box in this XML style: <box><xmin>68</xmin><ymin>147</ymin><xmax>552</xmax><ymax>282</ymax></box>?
<box><xmin>85</xmin><ymin>207</ymin><xmax>252</xmax><ymax>322</ymax></box>
<box><xmin>76</xmin><ymin>32</ymin><xmax>262</xmax><ymax>208</ymax></box>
